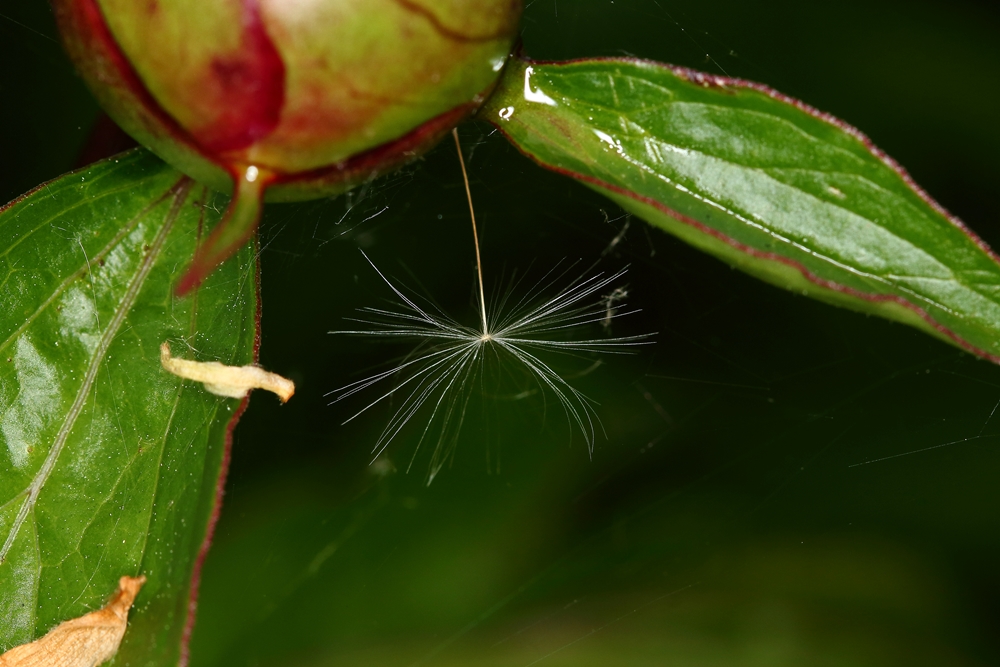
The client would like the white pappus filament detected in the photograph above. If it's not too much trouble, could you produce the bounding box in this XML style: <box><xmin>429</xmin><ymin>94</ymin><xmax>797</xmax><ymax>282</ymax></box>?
<box><xmin>326</xmin><ymin>129</ymin><xmax>654</xmax><ymax>481</ymax></box>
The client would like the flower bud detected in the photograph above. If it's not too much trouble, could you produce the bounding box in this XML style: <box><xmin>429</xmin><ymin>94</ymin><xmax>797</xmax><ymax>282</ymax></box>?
<box><xmin>54</xmin><ymin>0</ymin><xmax>521</xmax><ymax>292</ymax></box>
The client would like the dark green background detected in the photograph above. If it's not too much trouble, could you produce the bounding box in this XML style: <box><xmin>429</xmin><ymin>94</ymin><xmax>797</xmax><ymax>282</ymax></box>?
<box><xmin>3</xmin><ymin>1</ymin><xmax>999</xmax><ymax>665</ymax></box>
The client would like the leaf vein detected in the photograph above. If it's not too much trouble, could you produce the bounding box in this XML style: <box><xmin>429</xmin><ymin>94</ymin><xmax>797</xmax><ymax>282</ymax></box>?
<box><xmin>0</xmin><ymin>189</ymin><xmax>169</xmax><ymax>356</ymax></box>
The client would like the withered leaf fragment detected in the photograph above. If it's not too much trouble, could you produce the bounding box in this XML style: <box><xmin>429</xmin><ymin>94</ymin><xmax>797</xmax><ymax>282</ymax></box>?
<box><xmin>0</xmin><ymin>575</ymin><xmax>145</xmax><ymax>667</ymax></box>
<box><xmin>160</xmin><ymin>342</ymin><xmax>295</xmax><ymax>402</ymax></box>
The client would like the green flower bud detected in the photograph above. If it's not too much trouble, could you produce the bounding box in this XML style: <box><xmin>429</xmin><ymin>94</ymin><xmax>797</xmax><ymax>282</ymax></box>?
<box><xmin>53</xmin><ymin>0</ymin><xmax>521</xmax><ymax>291</ymax></box>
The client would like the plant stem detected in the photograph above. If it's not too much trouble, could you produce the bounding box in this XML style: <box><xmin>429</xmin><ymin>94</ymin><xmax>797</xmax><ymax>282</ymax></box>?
<box><xmin>452</xmin><ymin>128</ymin><xmax>489</xmax><ymax>337</ymax></box>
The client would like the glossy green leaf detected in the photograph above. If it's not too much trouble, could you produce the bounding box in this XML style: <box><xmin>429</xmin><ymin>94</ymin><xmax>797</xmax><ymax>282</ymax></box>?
<box><xmin>483</xmin><ymin>57</ymin><xmax>1000</xmax><ymax>362</ymax></box>
<box><xmin>0</xmin><ymin>149</ymin><xmax>258</xmax><ymax>663</ymax></box>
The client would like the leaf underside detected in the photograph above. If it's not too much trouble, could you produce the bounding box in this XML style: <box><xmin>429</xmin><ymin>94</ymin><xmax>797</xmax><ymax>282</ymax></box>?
<box><xmin>0</xmin><ymin>149</ymin><xmax>257</xmax><ymax>665</ymax></box>
<box><xmin>484</xmin><ymin>57</ymin><xmax>1000</xmax><ymax>362</ymax></box>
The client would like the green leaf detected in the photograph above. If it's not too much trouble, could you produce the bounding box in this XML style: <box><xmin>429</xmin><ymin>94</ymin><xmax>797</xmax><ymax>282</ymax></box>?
<box><xmin>482</xmin><ymin>57</ymin><xmax>1000</xmax><ymax>362</ymax></box>
<box><xmin>0</xmin><ymin>149</ymin><xmax>258</xmax><ymax>664</ymax></box>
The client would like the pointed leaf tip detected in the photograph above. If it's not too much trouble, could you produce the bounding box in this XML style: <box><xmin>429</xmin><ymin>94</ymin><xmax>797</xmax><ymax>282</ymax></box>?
<box><xmin>176</xmin><ymin>169</ymin><xmax>268</xmax><ymax>296</ymax></box>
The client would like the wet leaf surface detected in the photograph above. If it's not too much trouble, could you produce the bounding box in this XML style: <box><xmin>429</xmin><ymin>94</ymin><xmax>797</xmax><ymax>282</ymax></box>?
<box><xmin>483</xmin><ymin>57</ymin><xmax>1000</xmax><ymax>363</ymax></box>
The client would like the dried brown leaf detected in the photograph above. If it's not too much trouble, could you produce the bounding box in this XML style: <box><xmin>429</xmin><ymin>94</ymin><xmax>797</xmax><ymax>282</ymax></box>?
<box><xmin>0</xmin><ymin>575</ymin><xmax>145</xmax><ymax>667</ymax></box>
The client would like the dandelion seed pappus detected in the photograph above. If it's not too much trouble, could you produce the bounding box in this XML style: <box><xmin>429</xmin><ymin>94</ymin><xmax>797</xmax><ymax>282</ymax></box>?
<box><xmin>327</xmin><ymin>130</ymin><xmax>654</xmax><ymax>482</ymax></box>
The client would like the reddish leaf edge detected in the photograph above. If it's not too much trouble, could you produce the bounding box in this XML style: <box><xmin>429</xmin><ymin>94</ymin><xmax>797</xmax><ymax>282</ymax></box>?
<box><xmin>487</xmin><ymin>56</ymin><xmax>1000</xmax><ymax>366</ymax></box>
<box><xmin>178</xmin><ymin>234</ymin><xmax>263</xmax><ymax>667</ymax></box>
